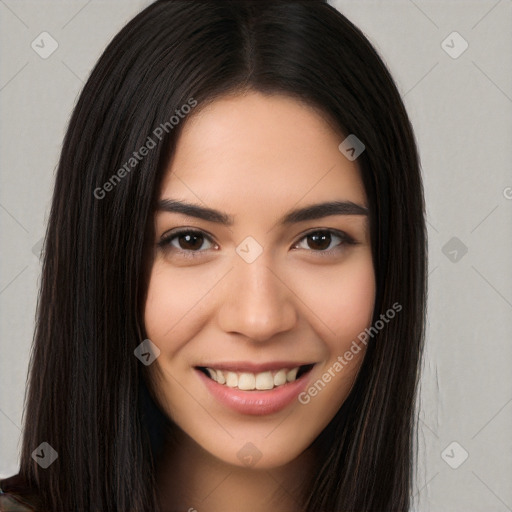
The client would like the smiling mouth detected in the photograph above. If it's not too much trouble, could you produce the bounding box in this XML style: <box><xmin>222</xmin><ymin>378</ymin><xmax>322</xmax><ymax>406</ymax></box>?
<box><xmin>196</xmin><ymin>364</ymin><xmax>315</xmax><ymax>391</ymax></box>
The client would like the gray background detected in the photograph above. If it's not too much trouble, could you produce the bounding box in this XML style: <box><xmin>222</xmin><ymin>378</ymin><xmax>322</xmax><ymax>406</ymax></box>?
<box><xmin>1</xmin><ymin>1</ymin><xmax>511</xmax><ymax>510</ymax></box>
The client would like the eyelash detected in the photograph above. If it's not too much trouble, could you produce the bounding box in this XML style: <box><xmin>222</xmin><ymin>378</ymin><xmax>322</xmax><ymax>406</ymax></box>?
<box><xmin>157</xmin><ymin>228</ymin><xmax>358</xmax><ymax>260</ymax></box>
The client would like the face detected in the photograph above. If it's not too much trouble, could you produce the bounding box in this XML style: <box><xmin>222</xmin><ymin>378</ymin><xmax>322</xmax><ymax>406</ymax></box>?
<box><xmin>144</xmin><ymin>91</ymin><xmax>375</xmax><ymax>469</ymax></box>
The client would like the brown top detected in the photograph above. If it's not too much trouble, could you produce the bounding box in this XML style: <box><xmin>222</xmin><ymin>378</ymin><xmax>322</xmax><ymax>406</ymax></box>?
<box><xmin>0</xmin><ymin>474</ymin><xmax>40</xmax><ymax>512</ymax></box>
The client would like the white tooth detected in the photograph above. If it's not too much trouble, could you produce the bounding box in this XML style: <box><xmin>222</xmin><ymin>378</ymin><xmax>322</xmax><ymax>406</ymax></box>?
<box><xmin>238</xmin><ymin>372</ymin><xmax>256</xmax><ymax>390</ymax></box>
<box><xmin>255</xmin><ymin>371</ymin><xmax>274</xmax><ymax>390</ymax></box>
<box><xmin>206</xmin><ymin>368</ymin><xmax>218</xmax><ymax>382</ymax></box>
<box><xmin>225</xmin><ymin>371</ymin><xmax>238</xmax><ymax>388</ymax></box>
<box><xmin>273</xmin><ymin>369</ymin><xmax>287</xmax><ymax>387</ymax></box>
<box><xmin>286</xmin><ymin>367</ymin><xmax>299</xmax><ymax>382</ymax></box>
<box><xmin>215</xmin><ymin>369</ymin><xmax>226</xmax><ymax>384</ymax></box>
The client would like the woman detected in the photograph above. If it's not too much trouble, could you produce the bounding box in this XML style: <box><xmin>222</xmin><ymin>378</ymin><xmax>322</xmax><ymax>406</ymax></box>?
<box><xmin>0</xmin><ymin>0</ymin><xmax>427</xmax><ymax>510</ymax></box>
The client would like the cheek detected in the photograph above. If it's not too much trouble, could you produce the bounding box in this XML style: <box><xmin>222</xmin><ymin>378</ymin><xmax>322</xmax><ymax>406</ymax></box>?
<box><xmin>335</xmin><ymin>261</ymin><xmax>376</xmax><ymax>340</ymax></box>
<box><xmin>296</xmin><ymin>256</ymin><xmax>375</xmax><ymax>423</ymax></box>
<box><xmin>143</xmin><ymin>263</ymin><xmax>213</xmax><ymax>351</ymax></box>
<box><xmin>144</xmin><ymin>265</ymin><xmax>177</xmax><ymax>344</ymax></box>
<box><xmin>292</xmin><ymin>252</ymin><xmax>376</xmax><ymax>343</ymax></box>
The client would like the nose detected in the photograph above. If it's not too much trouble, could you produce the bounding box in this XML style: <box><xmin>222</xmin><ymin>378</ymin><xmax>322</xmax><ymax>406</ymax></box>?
<box><xmin>216</xmin><ymin>255</ymin><xmax>298</xmax><ymax>343</ymax></box>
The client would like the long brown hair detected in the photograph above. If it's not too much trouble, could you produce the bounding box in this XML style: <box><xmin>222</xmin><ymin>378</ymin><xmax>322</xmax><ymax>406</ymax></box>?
<box><xmin>19</xmin><ymin>1</ymin><xmax>427</xmax><ymax>510</ymax></box>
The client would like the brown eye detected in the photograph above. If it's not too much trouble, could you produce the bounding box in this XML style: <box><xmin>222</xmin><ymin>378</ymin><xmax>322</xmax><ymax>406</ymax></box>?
<box><xmin>306</xmin><ymin>232</ymin><xmax>332</xmax><ymax>251</ymax></box>
<box><xmin>175</xmin><ymin>232</ymin><xmax>205</xmax><ymax>251</ymax></box>
<box><xmin>294</xmin><ymin>229</ymin><xmax>357</xmax><ymax>254</ymax></box>
<box><xmin>158</xmin><ymin>229</ymin><xmax>216</xmax><ymax>256</ymax></box>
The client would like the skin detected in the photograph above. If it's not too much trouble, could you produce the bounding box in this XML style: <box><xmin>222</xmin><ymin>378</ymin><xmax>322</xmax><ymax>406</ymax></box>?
<box><xmin>144</xmin><ymin>91</ymin><xmax>376</xmax><ymax>512</ymax></box>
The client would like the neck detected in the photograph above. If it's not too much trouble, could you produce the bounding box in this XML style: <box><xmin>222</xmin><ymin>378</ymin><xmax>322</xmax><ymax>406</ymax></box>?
<box><xmin>155</xmin><ymin>426</ymin><xmax>316</xmax><ymax>512</ymax></box>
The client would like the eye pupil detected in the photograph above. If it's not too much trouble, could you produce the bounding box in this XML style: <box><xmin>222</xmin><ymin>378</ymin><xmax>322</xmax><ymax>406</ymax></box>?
<box><xmin>179</xmin><ymin>233</ymin><xmax>203</xmax><ymax>250</ymax></box>
<box><xmin>308</xmin><ymin>232</ymin><xmax>331</xmax><ymax>251</ymax></box>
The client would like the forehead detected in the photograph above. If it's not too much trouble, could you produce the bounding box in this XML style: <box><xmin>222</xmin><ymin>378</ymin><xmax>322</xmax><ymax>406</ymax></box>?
<box><xmin>160</xmin><ymin>92</ymin><xmax>367</xmax><ymax>218</ymax></box>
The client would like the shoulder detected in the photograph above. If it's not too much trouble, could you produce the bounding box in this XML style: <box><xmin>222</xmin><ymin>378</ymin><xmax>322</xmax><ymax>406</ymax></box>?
<box><xmin>0</xmin><ymin>474</ymin><xmax>41</xmax><ymax>512</ymax></box>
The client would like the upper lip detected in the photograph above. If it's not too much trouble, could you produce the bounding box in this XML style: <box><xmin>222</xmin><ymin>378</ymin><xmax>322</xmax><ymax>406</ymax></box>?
<box><xmin>195</xmin><ymin>361</ymin><xmax>315</xmax><ymax>373</ymax></box>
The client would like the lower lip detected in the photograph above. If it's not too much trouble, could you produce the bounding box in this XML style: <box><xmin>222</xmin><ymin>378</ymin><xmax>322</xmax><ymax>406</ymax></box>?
<box><xmin>195</xmin><ymin>368</ymin><xmax>313</xmax><ymax>416</ymax></box>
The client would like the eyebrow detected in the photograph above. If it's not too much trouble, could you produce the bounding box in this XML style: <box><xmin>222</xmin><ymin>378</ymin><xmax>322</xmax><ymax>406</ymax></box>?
<box><xmin>157</xmin><ymin>198</ymin><xmax>368</xmax><ymax>226</ymax></box>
